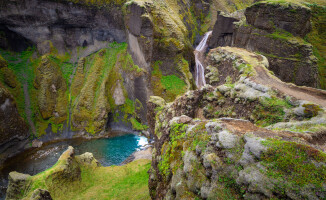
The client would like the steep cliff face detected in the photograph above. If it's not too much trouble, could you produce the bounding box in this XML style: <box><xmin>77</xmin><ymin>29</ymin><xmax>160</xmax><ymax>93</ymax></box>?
<box><xmin>148</xmin><ymin>47</ymin><xmax>326</xmax><ymax>199</ymax></box>
<box><xmin>0</xmin><ymin>0</ymin><xmax>126</xmax><ymax>57</ymax></box>
<box><xmin>0</xmin><ymin>0</ymin><xmax>218</xmax><ymax>139</ymax></box>
<box><xmin>209</xmin><ymin>1</ymin><xmax>322</xmax><ymax>88</ymax></box>
<box><xmin>0</xmin><ymin>83</ymin><xmax>29</xmax><ymax>165</ymax></box>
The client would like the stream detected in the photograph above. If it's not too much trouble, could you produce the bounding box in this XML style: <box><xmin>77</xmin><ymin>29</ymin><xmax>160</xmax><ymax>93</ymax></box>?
<box><xmin>0</xmin><ymin>133</ymin><xmax>148</xmax><ymax>199</ymax></box>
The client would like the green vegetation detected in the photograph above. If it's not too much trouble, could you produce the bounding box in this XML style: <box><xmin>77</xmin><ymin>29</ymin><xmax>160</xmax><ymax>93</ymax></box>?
<box><xmin>57</xmin><ymin>0</ymin><xmax>126</xmax><ymax>7</ymax></box>
<box><xmin>151</xmin><ymin>61</ymin><xmax>187</xmax><ymax>102</ymax></box>
<box><xmin>0</xmin><ymin>47</ymin><xmax>38</xmax><ymax>122</ymax></box>
<box><xmin>253</xmin><ymin>97</ymin><xmax>293</xmax><ymax>127</ymax></box>
<box><xmin>23</xmin><ymin>158</ymin><xmax>150</xmax><ymax>200</ymax></box>
<box><xmin>305</xmin><ymin>4</ymin><xmax>326</xmax><ymax>88</ymax></box>
<box><xmin>158</xmin><ymin>122</ymin><xmax>211</xmax><ymax>177</ymax></box>
<box><xmin>71</xmin><ymin>42</ymin><xmax>147</xmax><ymax>134</ymax></box>
<box><xmin>0</xmin><ymin>54</ymin><xmax>7</xmax><ymax>68</ymax></box>
<box><xmin>262</xmin><ymin>139</ymin><xmax>326</xmax><ymax>188</ymax></box>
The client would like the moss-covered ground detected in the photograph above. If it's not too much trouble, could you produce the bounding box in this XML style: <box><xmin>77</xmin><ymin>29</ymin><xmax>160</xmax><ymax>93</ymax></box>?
<box><xmin>262</xmin><ymin>139</ymin><xmax>326</xmax><ymax>190</ymax></box>
<box><xmin>22</xmin><ymin>159</ymin><xmax>151</xmax><ymax>200</ymax></box>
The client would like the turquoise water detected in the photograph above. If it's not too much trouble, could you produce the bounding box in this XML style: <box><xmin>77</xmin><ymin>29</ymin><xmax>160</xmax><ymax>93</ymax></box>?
<box><xmin>0</xmin><ymin>134</ymin><xmax>148</xmax><ymax>199</ymax></box>
<box><xmin>73</xmin><ymin>134</ymin><xmax>148</xmax><ymax>166</ymax></box>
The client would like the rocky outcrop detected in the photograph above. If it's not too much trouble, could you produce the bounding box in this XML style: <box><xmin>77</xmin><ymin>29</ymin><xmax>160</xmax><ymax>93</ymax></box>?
<box><xmin>149</xmin><ymin>115</ymin><xmax>326</xmax><ymax>199</ymax></box>
<box><xmin>5</xmin><ymin>146</ymin><xmax>94</xmax><ymax>200</ymax></box>
<box><xmin>208</xmin><ymin>11</ymin><xmax>242</xmax><ymax>48</ymax></box>
<box><xmin>6</xmin><ymin>172</ymin><xmax>31</xmax><ymax>200</ymax></box>
<box><xmin>148</xmin><ymin>46</ymin><xmax>326</xmax><ymax>199</ymax></box>
<box><xmin>209</xmin><ymin>1</ymin><xmax>319</xmax><ymax>88</ymax></box>
<box><xmin>34</xmin><ymin>55</ymin><xmax>68</xmax><ymax>124</ymax></box>
<box><xmin>245</xmin><ymin>1</ymin><xmax>311</xmax><ymax>37</ymax></box>
<box><xmin>0</xmin><ymin>84</ymin><xmax>29</xmax><ymax>165</ymax></box>
<box><xmin>0</xmin><ymin>0</ymin><xmax>126</xmax><ymax>57</ymax></box>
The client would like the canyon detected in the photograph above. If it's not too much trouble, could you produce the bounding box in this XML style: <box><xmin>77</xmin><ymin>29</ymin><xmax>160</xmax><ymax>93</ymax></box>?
<box><xmin>0</xmin><ymin>0</ymin><xmax>325</xmax><ymax>199</ymax></box>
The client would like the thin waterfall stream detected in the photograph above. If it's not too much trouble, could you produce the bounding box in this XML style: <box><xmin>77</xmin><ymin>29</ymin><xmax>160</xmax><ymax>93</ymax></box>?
<box><xmin>194</xmin><ymin>31</ymin><xmax>212</xmax><ymax>88</ymax></box>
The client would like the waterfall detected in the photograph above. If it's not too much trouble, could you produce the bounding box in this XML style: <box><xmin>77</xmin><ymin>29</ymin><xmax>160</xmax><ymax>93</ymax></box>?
<box><xmin>194</xmin><ymin>31</ymin><xmax>212</xmax><ymax>88</ymax></box>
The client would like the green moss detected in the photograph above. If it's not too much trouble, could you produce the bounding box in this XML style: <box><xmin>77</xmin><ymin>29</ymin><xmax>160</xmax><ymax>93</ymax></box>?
<box><xmin>159</xmin><ymin>123</ymin><xmax>188</xmax><ymax>176</ymax></box>
<box><xmin>305</xmin><ymin>4</ymin><xmax>326</xmax><ymax>88</ymax></box>
<box><xmin>151</xmin><ymin>61</ymin><xmax>187</xmax><ymax>102</ymax></box>
<box><xmin>266</xmin><ymin>29</ymin><xmax>307</xmax><ymax>45</ymax></box>
<box><xmin>130</xmin><ymin>117</ymin><xmax>148</xmax><ymax>131</ymax></box>
<box><xmin>262</xmin><ymin>139</ymin><xmax>326</xmax><ymax>188</ymax></box>
<box><xmin>253</xmin><ymin>97</ymin><xmax>293</xmax><ymax>127</ymax></box>
<box><xmin>24</xmin><ymin>157</ymin><xmax>150</xmax><ymax>200</ymax></box>
<box><xmin>0</xmin><ymin>54</ymin><xmax>7</xmax><ymax>68</ymax></box>
<box><xmin>0</xmin><ymin>47</ymin><xmax>38</xmax><ymax>125</ymax></box>
<box><xmin>161</xmin><ymin>75</ymin><xmax>187</xmax><ymax>96</ymax></box>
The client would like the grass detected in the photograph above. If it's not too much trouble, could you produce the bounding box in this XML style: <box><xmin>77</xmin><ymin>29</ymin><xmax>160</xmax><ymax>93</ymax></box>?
<box><xmin>261</xmin><ymin>139</ymin><xmax>326</xmax><ymax>188</ymax></box>
<box><xmin>253</xmin><ymin>97</ymin><xmax>293</xmax><ymax>127</ymax></box>
<box><xmin>151</xmin><ymin>61</ymin><xmax>187</xmax><ymax>102</ymax></box>
<box><xmin>24</xmin><ymin>158</ymin><xmax>151</xmax><ymax>200</ymax></box>
<box><xmin>305</xmin><ymin>4</ymin><xmax>326</xmax><ymax>88</ymax></box>
<box><xmin>0</xmin><ymin>47</ymin><xmax>38</xmax><ymax>122</ymax></box>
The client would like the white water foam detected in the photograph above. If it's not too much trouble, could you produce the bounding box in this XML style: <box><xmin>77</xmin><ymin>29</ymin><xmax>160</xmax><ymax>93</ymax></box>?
<box><xmin>194</xmin><ymin>31</ymin><xmax>212</xmax><ymax>88</ymax></box>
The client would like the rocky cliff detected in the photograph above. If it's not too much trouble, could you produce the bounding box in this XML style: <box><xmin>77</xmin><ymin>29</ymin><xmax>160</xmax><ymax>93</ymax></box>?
<box><xmin>0</xmin><ymin>0</ymin><xmax>214</xmax><ymax>141</ymax></box>
<box><xmin>148</xmin><ymin>47</ymin><xmax>326</xmax><ymax>199</ymax></box>
<box><xmin>209</xmin><ymin>0</ymin><xmax>325</xmax><ymax>88</ymax></box>
<box><xmin>5</xmin><ymin>146</ymin><xmax>151</xmax><ymax>200</ymax></box>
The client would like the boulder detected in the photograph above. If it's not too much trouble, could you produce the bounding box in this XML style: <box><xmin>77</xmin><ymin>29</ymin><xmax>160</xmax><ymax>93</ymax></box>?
<box><xmin>6</xmin><ymin>172</ymin><xmax>31</xmax><ymax>200</ymax></box>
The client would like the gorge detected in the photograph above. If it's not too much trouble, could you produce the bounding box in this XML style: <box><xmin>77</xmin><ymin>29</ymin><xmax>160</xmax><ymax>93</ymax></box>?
<box><xmin>0</xmin><ymin>0</ymin><xmax>325</xmax><ymax>199</ymax></box>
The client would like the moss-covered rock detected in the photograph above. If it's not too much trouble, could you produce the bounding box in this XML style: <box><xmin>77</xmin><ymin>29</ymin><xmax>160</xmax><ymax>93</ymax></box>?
<box><xmin>33</xmin><ymin>55</ymin><xmax>68</xmax><ymax>135</ymax></box>
<box><xmin>149</xmin><ymin>112</ymin><xmax>326</xmax><ymax>199</ymax></box>
<box><xmin>6</xmin><ymin>146</ymin><xmax>151</xmax><ymax>200</ymax></box>
<box><xmin>0</xmin><ymin>54</ymin><xmax>7</xmax><ymax>68</ymax></box>
<box><xmin>0</xmin><ymin>67</ymin><xmax>17</xmax><ymax>88</ymax></box>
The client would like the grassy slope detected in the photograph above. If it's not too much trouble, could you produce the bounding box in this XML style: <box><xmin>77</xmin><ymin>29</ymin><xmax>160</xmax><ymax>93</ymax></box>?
<box><xmin>24</xmin><ymin>159</ymin><xmax>151</xmax><ymax>200</ymax></box>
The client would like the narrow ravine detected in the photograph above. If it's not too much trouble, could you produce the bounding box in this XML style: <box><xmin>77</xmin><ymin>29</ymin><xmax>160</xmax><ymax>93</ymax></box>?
<box><xmin>194</xmin><ymin>31</ymin><xmax>212</xmax><ymax>88</ymax></box>
<box><xmin>22</xmin><ymin>74</ymin><xmax>36</xmax><ymax>135</ymax></box>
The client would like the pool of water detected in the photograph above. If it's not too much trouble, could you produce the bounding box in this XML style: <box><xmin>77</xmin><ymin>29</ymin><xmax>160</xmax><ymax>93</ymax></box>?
<box><xmin>0</xmin><ymin>134</ymin><xmax>148</xmax><ymax>199</ymax></box>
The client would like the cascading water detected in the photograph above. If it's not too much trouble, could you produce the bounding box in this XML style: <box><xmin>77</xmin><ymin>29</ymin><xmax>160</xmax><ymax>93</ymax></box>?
<box><xmin>194</xmin><ymin>31</ymin><xmax>212</xmax><ymax>88</ymax></box>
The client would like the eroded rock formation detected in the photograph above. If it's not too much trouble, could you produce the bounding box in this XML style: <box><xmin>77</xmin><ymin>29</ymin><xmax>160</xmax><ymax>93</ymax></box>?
<box><xmin>148</xmin><ymin>47</ymin><xmax>326</xmax><ymax>200</ymax></box>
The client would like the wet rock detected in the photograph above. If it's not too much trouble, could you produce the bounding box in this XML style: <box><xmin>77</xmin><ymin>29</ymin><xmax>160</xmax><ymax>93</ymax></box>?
<box><xmin>32</xmin><ymin>140</ymin><xmax>43</xmax><ymax>148</ymax></box>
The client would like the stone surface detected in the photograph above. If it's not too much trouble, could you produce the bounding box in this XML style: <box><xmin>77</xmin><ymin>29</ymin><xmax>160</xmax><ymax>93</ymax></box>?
<box><xmin>30</xmin><ymin>189</ymin><xmax>53</xmax><ymax>200</ymax></box>
<box><xmin>0</xmin><ymin>0</ymin><xmax>126</xmax><ymax>56</ymax></box>
<box><xmin>0</xmin><ymin>84</ymin><xmax>29</xmax><ymax>165</ymax></box>
<box><xmin>6</xmin><ymin>172</ymin><xmax>31</xmax><ymax>200</ymax></box>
